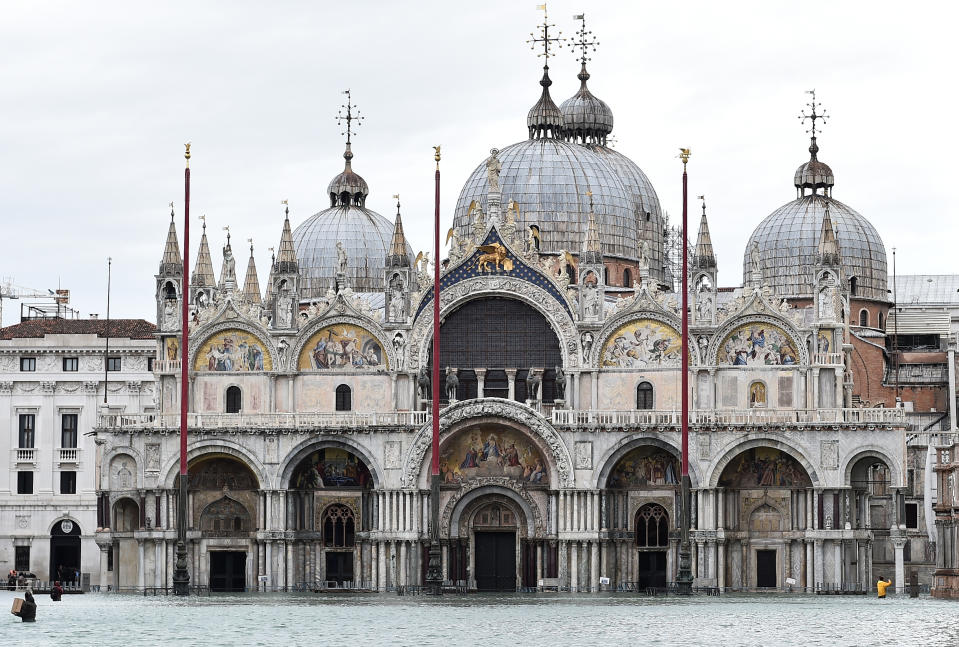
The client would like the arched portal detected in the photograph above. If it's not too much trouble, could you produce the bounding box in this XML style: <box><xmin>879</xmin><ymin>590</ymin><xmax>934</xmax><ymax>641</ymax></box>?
<box><xmin>289</xmin><ymin>448</ymin><xmax>373</xmax><ymax>585</ymax></box>
<box><xmin>50</xmin><ymin>519</ymin><xmax>81</xmax><ymax>584</ymax></box>
<box><xmin>717</xmin><ymin>446</ymin><xmax>812</xmax><ymax>590</ymax></box>
<box><xmin>634</xmin><ymin>504</ymin><xmax>670</xmax><ymax>589</ymax></box>
<box><xmin>850</xmin><ymin>455</ymin><xmax>893</xmax><ymax>530</ymax></box>
<box><xmin>188</xmin><ymin>455</ymin><xmax>260</xmax><ymax>592</ymax></box>
<box><xmin>428</xmin><ymin>296</ymin><xmax>562</xmax><ymax>403</ymax></box>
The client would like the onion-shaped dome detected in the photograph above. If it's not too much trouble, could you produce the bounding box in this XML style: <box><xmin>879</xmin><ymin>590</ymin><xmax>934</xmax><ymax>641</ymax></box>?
<box><xmin>294</xmin><ymin>146</ymin><xmax>413</xmax><ymax>297</ymax></box>
<box><xmin>527</xmin><ymin>65</ymin><xmax>565</xmax><ymax>140</ymax></box>
<box><xmin>793</xmin><ymin>137</ymin><xmax>834</xmax><ymax>195</ymax></box>
<box><xmin>327</xmin><ymin>143</ymin><xmax>369</xmax><ymax>207</ymax></box>
<box><xmin>453</xmin><ymin>138</ymin><xmax>637</xmax><ymax>260</ymax></box>
<box><xmin>745</xmin><ymin>194</ymin><xmax>888</xmax><ymax>300</ymax></box>
<box><xmin>560</xmin><ymin>64</ymin><xmax>614</xmax><ymax>145</ymax></box>
<box><xmin>587</xmin><ymin>144</ymin><xmax>665</xmax><ymax>281</ymax></box>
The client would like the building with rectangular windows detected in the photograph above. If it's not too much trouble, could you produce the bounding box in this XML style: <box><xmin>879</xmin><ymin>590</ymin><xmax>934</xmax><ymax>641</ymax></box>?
<box><xmin>0</xmin><ymin>317</ymin><xmax>155</xmax><ymax>586</ymax></box>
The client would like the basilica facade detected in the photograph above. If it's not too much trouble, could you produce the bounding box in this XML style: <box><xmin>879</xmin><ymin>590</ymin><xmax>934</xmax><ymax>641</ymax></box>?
<box><xmin>93</xmin><ymin>26</ymin><xmax>928</xmax><ymax>593</ymax></box>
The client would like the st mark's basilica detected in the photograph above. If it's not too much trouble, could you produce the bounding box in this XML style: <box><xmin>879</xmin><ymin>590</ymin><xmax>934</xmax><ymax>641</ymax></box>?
<box><xmin>91</xmin><ymin>17</ymin><xmax>928</xmax><ymax>594</ymax></box>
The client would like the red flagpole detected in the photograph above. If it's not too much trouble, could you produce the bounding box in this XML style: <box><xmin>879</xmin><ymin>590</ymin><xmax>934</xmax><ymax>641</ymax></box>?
<box><xmin>173</xmin><ymin>143</ymin><xmax>192</xmax><ymax>595</ymax></box>
<box><xmin>180</xmin><ymin>146</ymin><xmax>191</xmax><ymax>477</ymax></box>
<box><xmin>431</xmin><ymin>148</ymin><xmax>441</xmax><ymax>476</ymax></box>
<box><xmin>425</xmin><ymin>146</ymin><xmax>443</xmax><ymax>593</ymax></box>
<box><xmin>677</xmin><ymin>148</ymin><xmax>693</xmax><ymax>594</ymax></box>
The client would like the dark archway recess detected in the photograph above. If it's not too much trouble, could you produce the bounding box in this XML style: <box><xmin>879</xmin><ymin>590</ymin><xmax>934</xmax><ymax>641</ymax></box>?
<box><xmin>428</xmin><ymin>297</ymin><xmax>563</xmax><ymax>402</ymax></box>
<box><xmin>50</xmin><ymin>520</ymin><xmax>81</xmax><ymax>584</ymax></box>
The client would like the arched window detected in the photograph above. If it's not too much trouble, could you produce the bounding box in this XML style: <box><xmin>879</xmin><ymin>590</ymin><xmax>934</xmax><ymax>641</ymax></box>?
<box><xmin>323</xmin><ymin>504</ymin><xmax>356</xmax><ymax>547</ymax></box>
<box><xmin>163</xmin><ymin>281</ymin><xmax>177</xmax><ymax>300</ymax></box>
<box><xmin>636</xmin><ymin>382</ymin><xmax>654</xmax><ymax>409</ymax></box>
<box><xmin>859</xmin><ymin>309</ymin><xmax>869</xmax><ymax>327</ymax></box>
<box><xmin>635</xmin><ymin>503</ymin><xmax>669</xmax><ymax>547</ymax></box>
<box><xmin>849</xmin><ymin>276</ymin><xmax>858</xmax><ymax>296</ymax></box>
<box><xmin>623</xmin><ymin>268</ymin><xmax>632</xmax><ymax>287</ymax></box>
<box><xmin>749</xmin><ymin>381</ymin><xmax>767</xmax><ymax>408</ymax></box>
<box><xmin>335</xmin><ymin>385</ymin><xmax>352</xmax><ymax>411</ymax></box>
<box><xmin>878</xmin><ymin>312</ymin><xmax>884</xmax><ymax>330</ymax></box>
<box><xmin>604</xmin><ymin>266</ymin><xmax>609</xmax><ymax>284</ymax></box>
<box><xmin>226</xmin><ymin>386</ymin><xmax>241</xmax><ymax>413</ymax></box>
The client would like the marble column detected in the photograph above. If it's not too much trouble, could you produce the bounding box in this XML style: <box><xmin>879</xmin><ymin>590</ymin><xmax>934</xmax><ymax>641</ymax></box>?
<box><xmin>570</xmin><ymin>542</ymin><xmax>579</xmax><ymax>592</ymax></box>
<box><xmin>717</xmin><ymin>541</ymin><xmax>726</xmax><ymax>590</ymax></box>
<box><xmin>137</xmin><ymin>540</ymin><xmax>145</xmax><ymax>590</ymax></box>
<box><xmin>475</xmin><ymin>368</ymin><xmax>486</xmax><ymax>399</ymax></box>
<box><xmin>98</xmin><ymin>544</ymin><xmax>110</xmax><ymax>591</ymax></box>
<box><xmin>154</xmin><ymin>540</ymin><xmax>162</xmax><ymax>588</ymax></box>
<box><xmin>506</xmin><ymin>369</ymin><xmax>517</xmax><ymax>401</ymax></box>
<box><xmin>814</xmin><ymin>539</ymin><xmax>824</xmax><ymax>590</ymax></box>
<box><xmin>590</xmin><ymin>541</ymin><xmax>600</xmax><ymax>592</ymax></box>
<box><xmin>892</xmin><ymin>533</ymin><xmax>907</xmax><ymax>594</ymax></box>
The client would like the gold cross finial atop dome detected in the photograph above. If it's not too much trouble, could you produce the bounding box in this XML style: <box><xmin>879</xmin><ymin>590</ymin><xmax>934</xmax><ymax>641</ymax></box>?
<box><xmin>572</xmin><ymin>13</ymin><xmax>598</xmax><ymax>65</ymax></box>
<box><xmin>336</xmin><ymin>89</ymin><xmax>364</xmax><ymax>146</ymax></box>
<box><xmin>528</xmin><ymin>4</ymin><xmax>565</xmax><ymax>60</ymax></box>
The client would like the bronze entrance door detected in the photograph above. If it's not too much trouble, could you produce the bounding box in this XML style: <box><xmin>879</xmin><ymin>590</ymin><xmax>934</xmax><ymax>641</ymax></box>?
<box><xmin>325</xmin><ymin>551</ymin><xmax>353</xmax><ymax>584</ymax></box>
<box><xmin>209</xmin><ymin>551</ymin><xmax>246</xmax><ymax>592</ymax></box>
<box><xmin>756</xmin><ymin>550</ymin><xmax>777</xmax><ymax>588</ymax></box>
<box><xmin>638</xmin><ymin>551</ymin><xmax>667</xmax><ymax>588</ymax></box>
<box><xmin>474</xmin><ymin>531</ymin><xmax>516</xmax><ymax>591</ymax></box>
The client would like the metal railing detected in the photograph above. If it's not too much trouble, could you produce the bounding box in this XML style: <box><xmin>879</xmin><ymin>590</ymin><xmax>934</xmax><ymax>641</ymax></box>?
<box><xmin>97</xmin><ymin>411</ymin><xmax>430</xmax><ymax>431</ymax></box>
<box><xmin>552</xmin><ymin>407</ymin><xmax>906</xmax><ymax>428</ymax></box>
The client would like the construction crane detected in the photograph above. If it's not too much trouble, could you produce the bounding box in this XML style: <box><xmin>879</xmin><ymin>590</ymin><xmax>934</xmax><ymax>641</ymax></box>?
<box><xmin>0</xmin><ymin>278</ymin><xmax>60</xmax><ymax>327</ymax></box>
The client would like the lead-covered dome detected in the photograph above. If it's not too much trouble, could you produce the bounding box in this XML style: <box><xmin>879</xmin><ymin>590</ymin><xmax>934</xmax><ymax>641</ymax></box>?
<box><xmin>560</xmin><ymin>64</ymin><xmax>614</xmax><ymax>145</ymax></box>
<box><xmin>745</xmin><ymin>191</ymin><xmax>888</xmax><ymax>301</ymax></box>
<box><xmin>294</xmin><ymin>145</ymin><xmax>413</xmax><ymax>297</ymax></box>
<box><xmin>453</xmin><ymin>138</ymin><xmax>636</xmax><ymax>260</ymax></box>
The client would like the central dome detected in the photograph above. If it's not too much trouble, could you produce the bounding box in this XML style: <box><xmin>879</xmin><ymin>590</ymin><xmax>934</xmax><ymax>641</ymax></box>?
<box><xmin>453</xmin><ymin>138</ymin><xmax>636</xmax><ymax>260</ymax></box>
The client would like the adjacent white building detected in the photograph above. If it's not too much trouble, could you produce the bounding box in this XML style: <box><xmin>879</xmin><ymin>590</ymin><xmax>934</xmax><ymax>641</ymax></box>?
<box><xmin>0</xmin><ymin>317</ymin><xmax>155</xmax><ymax>586</ymax></box>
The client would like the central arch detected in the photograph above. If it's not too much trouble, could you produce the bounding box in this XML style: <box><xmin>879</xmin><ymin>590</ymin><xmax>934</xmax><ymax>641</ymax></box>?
<box><xmin>402</xmin><ymin>398</ymin><xmax>574</xmax><ymax>488</ymax></box>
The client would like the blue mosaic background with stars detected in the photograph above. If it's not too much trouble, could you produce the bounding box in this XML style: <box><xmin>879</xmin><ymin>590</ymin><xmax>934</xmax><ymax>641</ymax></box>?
<box><xmin>414</xmin><ymin>228</ymin><xmax>573</xmax><ymax>320</ymax></box>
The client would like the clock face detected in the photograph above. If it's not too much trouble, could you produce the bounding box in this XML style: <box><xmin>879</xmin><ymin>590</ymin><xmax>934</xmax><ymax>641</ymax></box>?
<box><xmin>61</xmin><ymin>520</ymin><xmax>74</xmax><ymax>534</ymax></box>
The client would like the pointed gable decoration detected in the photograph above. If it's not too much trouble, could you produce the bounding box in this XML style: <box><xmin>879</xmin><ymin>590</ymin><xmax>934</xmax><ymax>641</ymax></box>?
<box><xmin>159</xmin><ymin>212</ymin><xmax>182</xmax><ymax>276</ymax></box>
<box><xmin>192</xmin><ymin>222</ymin><xmax>216</xmax><ymax>287</ymax></box>
<box><xmin>243</xmin><ymin>243</ymin><xmax>262</xmax><ymax>305</ymax></box>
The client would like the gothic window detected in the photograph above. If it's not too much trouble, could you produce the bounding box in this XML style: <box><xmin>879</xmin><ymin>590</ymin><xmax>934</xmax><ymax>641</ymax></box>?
<box><xmin>635</xmin><ymin>503</ymin><xmax>669</xmax><ymax>547</ymax></box>
<box><xmin>636</xmin><ymin>382</ymin><xmax>654</xmax><ymax>410</ymax></box>
<box><xmin>226</xmin><ymin>386</ymin><xmax>242</xmax><ymax>413</ymax></box>
<box><xmin>859</xmin><ymin>309</ymin><xmax>869</xmax><ymax>327</ymax></box>
<box><xmin>335</xmin><ymin>385</ymin><xmax>352</xmax><ymax>411</ymax></box>
<box><xmin>623</xmin><ymin>268</ymin><xmax>632</xmax><ymax>287</ymax></box>
<box><xmin>322</xmin><ymin>504</ymin><xmax>356</xmax><ymax>547</ymax></box>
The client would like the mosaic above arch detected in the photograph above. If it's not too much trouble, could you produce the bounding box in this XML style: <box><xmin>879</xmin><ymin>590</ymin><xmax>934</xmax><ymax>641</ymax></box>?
<box><xmin>297</xmin><ymin>324</ymin><xmax>387</xmax><ymax>370</ymax></box>
<box><xmin>290</xmin><ymin>447</ymin><xmax>373</xmax><ymax>489</ymax></box>
<box><xmin>194</xmin><ymin>329</ymin><xmax>272</xmax><ymax>372</ymax></box>
<box><xmin>440</xmin><ymin>426</ymin><xmax>548</xmax><ymax>486</ymax></box>
<box><xmin>718</xmin><ymin>447</ymin><xmax>811</xmax><ymax>488</ymax></box>
<box><xmin>600</xmin><ymin>318</ymin><xmax>682</xmax><ymax>368</ymax></box>
<box><xmin>607</xmin><ymin>446</ymin><xmax>679</xmax><ymax>488</ymax></box>
<box><xmin>716</xmin><ymin>322</ymin><xmax>799</xmax><ymax>366</ymax></box>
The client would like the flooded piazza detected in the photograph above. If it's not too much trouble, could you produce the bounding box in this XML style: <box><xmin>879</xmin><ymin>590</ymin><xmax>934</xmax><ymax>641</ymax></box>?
<box><xmin>4</xmin><ymin>591</ymin><xmax>959</xmax><ymax>647</ymax></box>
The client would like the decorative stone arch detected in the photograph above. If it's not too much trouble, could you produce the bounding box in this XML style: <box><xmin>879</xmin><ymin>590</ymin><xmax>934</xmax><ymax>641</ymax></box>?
<box><xmin>842</xmin><ymin>447</ymin><xmax>902</xmax><ymax>488</ymax></box>
<box><xmin>706</xmin><ymin>435</ymin><xmax>820</xmax><ymax>488</ymax></box>
<box><xmin>408</xmin><ymin>277</ymin><xmax>579</xmax><ymax>372</ymax></box>
<box><xmin>187</xmin><ymin>319</ymin><xmax>278</xmax><ymax>373</ymax></box>
<box><xmin>594</xmin><ymin>434</ymin><xmax>700</xmax><ymax>489</ymax></box>
<box><xmin>160</xmin><ymin>439</ymin><xmax>270</xmax><ymax>490</ymax></box>
<box><xmin>708</xmin><ymin>314</ymin><xmax>809</xmax><ymax>367</ymax></box>
<box><xmin>47</xmin><ymin>515</ymin><xmax>83</xmax><ymax>535</ymax></box>
<box><xmin>742</xmin><ymin>494</ymin><xmax>790</xmax><ymax>526</ymax></box>
<box><xmin>591</xmin><ymin>310</ymin><xmax>698</xmax><ymax>370</ymax></box>
<box><xmin>291</xmin><ymin>313</ymin><xmax>397</xmax><ymax>373</ymax></box>
<box><xmin>103</xmin><ymin>446</ymin><xmax>143</xmax><ymax>490</ymax></box>
<box><xmin>401</xmin><ymin>398</ymin><xmax>574</xmax><ymax>488</ymax></box>
<box><xmin>278</xmin><ymin>436</ymin><xmax>384</xmax><ymax>489</ymax></box>
<box><xmin>111</xmin><ymin>496</ymin><xmax>141</xmax><ymax>532</ymax></box>
<box><xmin>443</xmin><ymin>482</ymin><xmax>543</xmax><ymax>539</ymax></box>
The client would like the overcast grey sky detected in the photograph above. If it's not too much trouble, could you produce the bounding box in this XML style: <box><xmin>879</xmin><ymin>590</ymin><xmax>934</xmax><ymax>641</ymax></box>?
<box><xmin>1</xmin><ymin>0</ymin><xmax>956</xmax><ymax>326</ymax></box>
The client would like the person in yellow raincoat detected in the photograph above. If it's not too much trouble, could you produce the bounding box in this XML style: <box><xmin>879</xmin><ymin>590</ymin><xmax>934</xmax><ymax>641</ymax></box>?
<box><xmin>876</xmin><ymin>576</ymin><xmax>892</xmax><ymax>598</ymax></box>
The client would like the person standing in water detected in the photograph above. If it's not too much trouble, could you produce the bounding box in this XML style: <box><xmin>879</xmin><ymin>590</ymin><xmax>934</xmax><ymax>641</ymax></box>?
<box><xmin>876</xmin><ymin>576</ymin><xmax>893</xmax><ymax>599</ymax></box>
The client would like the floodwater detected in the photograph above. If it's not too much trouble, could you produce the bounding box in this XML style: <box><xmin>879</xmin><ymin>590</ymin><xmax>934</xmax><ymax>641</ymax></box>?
<box><xmin>3</xmin><ymin>590</ymin><xmax>959</xmax><ymax>647</ymax></box>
